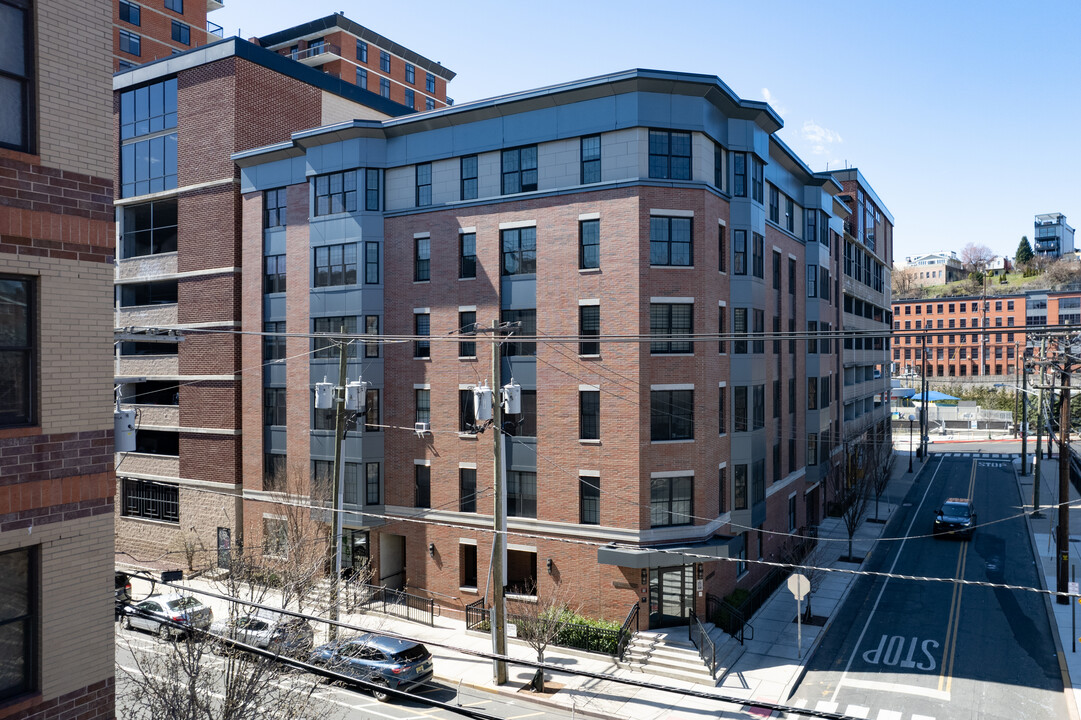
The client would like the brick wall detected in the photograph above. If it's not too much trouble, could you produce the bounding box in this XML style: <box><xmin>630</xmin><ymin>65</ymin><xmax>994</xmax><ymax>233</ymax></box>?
<box><xmin>0</xmin><ymin>432</ymin><xmax>112</xmax><ymax>489</ymax></box>
<box><xmin>3</xmin><ymin>677</ymin><xmax>115</xmax><ymax>720</ymax></box>
<box><xmin>113</xmin><ymin>0</ymin><xmax>214</xmax><ymax>71</ymax></box>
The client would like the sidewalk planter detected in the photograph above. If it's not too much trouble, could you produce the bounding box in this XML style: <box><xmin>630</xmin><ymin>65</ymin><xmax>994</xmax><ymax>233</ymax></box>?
<box><xmin>464</xmin><ymin>598</ymin><xmax>621</xmax><ymax>655</ymax></box>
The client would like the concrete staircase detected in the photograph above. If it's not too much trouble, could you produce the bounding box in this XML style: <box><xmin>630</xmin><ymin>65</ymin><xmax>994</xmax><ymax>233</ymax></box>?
<box><xmin>619</xmin><ymin>625</ymin><xmax>745</xmax><ymax>685</ymax></box>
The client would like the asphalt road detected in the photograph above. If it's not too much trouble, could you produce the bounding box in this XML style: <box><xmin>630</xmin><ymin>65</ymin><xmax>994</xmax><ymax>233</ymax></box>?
<box><xmin>787</xmin><ymin>450</ymin><xmax>1068</xmax><ymax>720</ymax></box>
<box><xmin>115</xmin><ymin>623</ymin><xmax>582</xmax><ymax>720</ymax></box>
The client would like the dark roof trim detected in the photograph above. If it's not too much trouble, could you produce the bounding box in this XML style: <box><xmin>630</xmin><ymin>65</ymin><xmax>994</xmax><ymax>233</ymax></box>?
<box><xmin>596</xmin><ymin>535</ymin><xmax>739</xmax><ymax>569</ymax></box>
<box><xmin>257</xmin><ymin>14</ymin><xmax>455</xmax><ymax>81</ymax></box>
<box><xmin>830</xmin><ymin>168</ymin><xmax>895</xmax><ymax>225</ymax></box>
<box><xmin>112</xmin><ymin>37</ymin><xmax>416</xmax><ymax>119</ymax></box>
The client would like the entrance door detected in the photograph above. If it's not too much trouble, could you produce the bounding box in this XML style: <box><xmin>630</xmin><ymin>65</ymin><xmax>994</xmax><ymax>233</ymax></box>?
<box><xmin>648</xmin><ymin>565</ymin><xmax>693</xmax><ymax>628</ymax></box>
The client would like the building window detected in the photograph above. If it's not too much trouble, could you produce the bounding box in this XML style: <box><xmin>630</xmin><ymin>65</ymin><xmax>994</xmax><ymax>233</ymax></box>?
<box><xmin>404</xmin><ymin>88</ymin><xmax>415</xmax><ymax>109</ymax></box>
<box><xmin>365</xmin><ymin>169</ymin><xmax>380</xmax><ymax>211</ymax></box>
<box><xmin>718</xmin><ymin>226</ymin><xmax>726</xmax><ymax>273</ymax></box>
<box><xmin>119</xmin><ymin>29</ymin><xmax>141</xmax><ymax>56</ymax></box>
<box><xmin>119</xmin><ymin>0</ymin><xmax>140</xmax><ymax>25</ymax></box>
<box><xmin>577</xmin><ymin>218</ymin><xmax>601</xmax><ymax>269</ymax></box>
<box><xmin>363</xmin><ymin>463</ymin><xmax>381</xmax><ymax>504</ymax></box>
<box><xmin>458</xmin><ymin>311</ymin><xmax>476</xmax><ymax>357</ymax></box>
<box><xmin>751</xmin><ymin>158</ymin><xmax>764</xmax><ymax>203</ymax></box>
<box><xmin>415</xmin><ymin>164</ymin><xmax>431</xmax><ymax>206</ymax></box>
<box><xmin>718</xmin><ymin>386</ymin><xmax>726</xmax><ymax>434</ymax></box>
<box><xmin>732</xmin><ymin>152</ymin><xmax>746</xmax><ymax>197</ymax></box>
<box><xmin>458</xmin><ymin>543</ymin><xmax>478</xmax><ymax>588</ymax></box>
<box><xmin>263</xmin><ymin>321</ymin><xmax>285</xmax><ymax>362</ymax></box>
<box><xmin>733</xmin><ymin>465</ymin><xmax>747</xmax><ymax>510</ymax></box>
<box><xmin>165</xmin><ymin>0</ymin><xmax>183</xmax><ymax>11</ymax></box>
<box><xmin>415</xmin><ymin>389</ymin><xmax>431</xmax><ymax>427</ymax></box>
<box><xmin>579</xmin><ymin>305</ymin><xmax>600</xmax><ymax>355</ymax></box>
<box><xmin>581</xmin><ymin>135</ymin><xmax>601</xmax><ymax>184</ymax></box>
<box><xmin>380</xmin><ymin>78</ymin><xmax>390</xmax><ymax>98</ymax></box>
<box><xmin>314</xmin><ymin>171</ymin><xmax>357</xmax><ymax>216</ymax></box>
<box><xmin>459</xmin><ymin>232</ymin><xmax>476</xmax><ymax>279</ymax></box>
<box><xmin>769</xmin><ymin>186</ymin><xmax>779</xmax><ymax>223</ymax></box>
<box><xmin>414</xmin><ymin>314</ymin><xmax>430</xmax><ymax>358</ymax></box>
<box><xmin>458</xmin><ymin>388</ymin><xmax>476</xmax><ymax>433</ymax></box>
<box><xmin>405</xmin><ymin>63</ymin><xmax>415</xmax><ymax>84</ymax></box>
<box><xmin>263</xmin><ymin>387</ymin><xmax>286</xmax><ymax>426</ymax></box>
<box><xmin>119</xmin><ymin>130</ymin><xmax>177</xmax><ymax>198</ymax></box>
<box><xmin>314</xmin><ymin>243</ymin><xmax>357</xmax><ymax>288</ymax></box>
<box><xmin>579</xmin><ymin>390</ymin><xmax>599</xmax><ymax>440</ymax></box>
<box><xmin>264</xmin><ymin>188</ymin><xmax>287</xmax><ymax>228</ymax></box>
<box><xmin>363</xmin><ymin>388</ymin><xmax>380</xmax><ymax>432</ymax></box>
<box><xmin>501</xmin><ymin>227</ymin><xmax>536</xmax><ymax>275</ymax></box>
<box><xmin>650</xmin><ymin>216</ymin><xmax>692</xmax><ymax>266</ymax></box>
<box><xmin>508</xmin><ymin>471</ymin><xmax>537</xmax><ymax>518</ymax></box>
<box><xmin>500</xmin><ymin>309</ymin><xmax>536</xmax><ymax>357</ymax></box>
<box><xmin>718</xmin><ymin>310</ymin><xmax>726</xmax><ymax>354</ymax></box>
<box><xmin>650</xmin><ymin>476</ymin><xmax>692</xmax><ymax>527</ymax></box>
<box><xmin>753</xmin><ymin>384</ymin><xmax>765</xmax><ymax>429</ymax></box>
<box><xmin>426</xmin><ymin>72</ymin><xmax>436</xmax><ymax>92</ymax></box>
<box><xmin>357</xmin><ymin>40</ymin><xmax>367</xmax><ymax>62</ymax></box>
<box><xmin>122</xmin><ymin>478</ymin><xmax>179</xmax><ymax>522</ymax></box>
<box><xmin>360</xmin><ymin>314</ymin><xmax>379</xmax><ymax>358</ymax></box>
<box><xmin>807</xmin><ymin>433</ymin><xmax>818</xmax><ymax>466</ymax></box>
<box><xmin>458</xmin><ymin>468</ymin><xmax>477</xmax><ymax>512</ymax></box>
<box><xmin>752</xmin><ymin>233</ymin><xmax>764</xmax><ymax>278</ymax></box>
<box><xmin>122</xmin><ymin>200</ymin><xmax>178</xmax><ymax>258</ymax></box>
<box><xmin>0</xmin><ymin>546</ymin><xmax>34</xmax><ymax>701</ymax></box>
<box><xmin>460</xmin><ymin>155</ymin><xmax>478</xmax><ymax>200</ymax></box>
<box><xmin>380</xmin><ymin>50</ymin><xmax>390</xmax><ymax>72</ymax></box>
<box><xmin>733</xmin><ymin>230</ymin><xmax>747</xmax><ymax>275</ymax></box>
<box><xmin>733</xmin><ymin>307</ymin><xmax>748</xmax><ymax>354</ymax></box>
<box><xmin>356</xmin><ymin>67</ymin><xmax>367</xmax><ymax>89</ymax></box>
<box><xmin>733</xmin><ymin>386</ymin><xmax>747</xmax><ymax>432</ymax></box>
<box><xmin>772</xmin><ymin>251</ymin><xmax>782</xmax><ymax>290</ymax></box>
<box><xmin>414</xmin><ymin>237</ymin><xmax>430</xmax><ymax>281</ymax></box>
<box><xmin>714</xmin><ymin>142</ymin><xmax>725</xmax><ymax>190</ymax></box>
<box><xmin>807</xmin><ymin>265</ymin><xmax>818</xmax><ymax>298</ymax></box>
<box><xmin>364</xmin><ymin>242</ymin><xmax>379</xmax><ymax>284</ymax></box>
<box><xmin>313</xmin><ymin>316</ymin><xmax>357</xmax><ymax>359</ymax></box>
<box><xmin>414</xmin><ymin>465</ymin><xmax>430</xmax><ymax>508</ymax></box>
<box><xmin>807</xmin><ymin>377</ymin><xmax>818</xmax><ymax>410</ymax></box>
<box><xmin>648</xmin><ymin>129</ymin><xmax>691</xmax><ymax>180</ymax></box>
<box><xmin>171</xmin><ymin>20</ymin><xmax>190</xmax><ymax>45</ymax></box>
<box><xmin>426</xmin><ymin>97</ymin><xmax>435</xmax><ymax>111</ymax></box>
<box><xmin>786</xmin><ymin>197</ymin><xmax>795</xmax><ymax>232</ymax></box>
<box><xmin>580</xmin><ymin>477</ymin><xmax>600</xmax><ymax>525</ymax></box>
<box><xmin>119</xmin><ymin>279</ymin><xmax>177</xmax><ymax>307</ymax></box>
<box><xmin>650</xmin><ymin>389</ymin><xmax>693</xmax><ymax>441</ymax></box>
<box><xmin>502</xmin><ymin>146</ymin><xmax>538</xmax><ymax>194</ymax></box>
<box><xmin>650</xmin><ymin>303</ymin><xmax>692</xmax><ymax>354</ymax></box>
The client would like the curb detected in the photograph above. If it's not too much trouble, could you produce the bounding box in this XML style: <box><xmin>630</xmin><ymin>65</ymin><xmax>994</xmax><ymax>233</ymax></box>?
<box><xmin>1012</xmin><ymin>459</ymin><xmax>1081</xmax><ymax>720</ymax></box>
<box><xmin>779</xmin><ymin>455</ymin><xmax>933</xmax><ymax>703</ymax></box>
<box><xmin>435</xmin><ymin>674</ymin><xmax>621</xmax><ymax>720</ymax></box>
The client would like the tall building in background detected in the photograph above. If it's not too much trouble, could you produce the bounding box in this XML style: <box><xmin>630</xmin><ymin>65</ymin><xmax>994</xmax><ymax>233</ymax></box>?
<box><xmin>0</xmin><ymin>0</ymin><xmax>117</xmax><ymax>716</ymax></box>
<box><xmin>232</xmin><ymin>69</ymin><xmax>860</xmax><ymax>629</ymax></box>
<box><xmin>252</xmin><ymin>14</ymin><xmax>457</xmax><ymax>111</ymax></box>
<box><xmin>1034</xmin><ymin>213</ymin><xmax>1074</xmax><ymax>259</ymax></box>
<box><xmin>113</xmin><ymin>0</ymin><xmax>226</xmax><ymax>71</ymax></box>
<box><xmin>113</xmin><ymin>39</ymin><xmax>426</xmax><ymax>569</ymax></box>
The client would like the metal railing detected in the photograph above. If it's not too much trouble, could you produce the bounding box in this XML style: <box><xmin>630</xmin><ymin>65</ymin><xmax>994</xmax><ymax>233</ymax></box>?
<box><xmin>206</xmin><ymin>20</ymin><xmax>223</xmax><ymax>38</ymax></box>
<box><xmin>707</xmin><ymin>592</ymin><xmax>749</xmax><ymax>645</ymax></box>
<box><xmin>287</xmin><ymin>43</ymin><xmax>341</xmax><ymax>62</ymax></box>
<box><xmin>688</xmin><ymin>609</ymin><xmax>716</xmax><ymax>678</ymax></box>
<box><xmin>616</xmin><ymin>602</ymin><xmax>639</xmax><ymax>661</ymax></box>
<box><xmin>465</xmin><ymin>597</ymin><xmax>486</xmax><ymax>630</ymax></box>
<box><xmin>348</xmin><ymin>581</ymin><xmax>434</xmax><ymax>626</ymax></box>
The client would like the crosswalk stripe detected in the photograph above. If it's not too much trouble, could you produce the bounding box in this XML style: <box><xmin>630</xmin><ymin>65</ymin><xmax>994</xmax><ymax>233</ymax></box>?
<box><xmin>815</xmin><ymin>701</ymin><xmax>838</xmax><ymax>713</ymax></box>
<box><xmin>911</xmin><ymin>715</ymin><xmax>936</xmax><ymax>720</ymax></box>
<box><xmin>845</xmin><ymin>705</ymin><xmax>869</xmax><ymax>718</ymax></box>
<box><xmin>875</xmin><ymin>711</ymin><xmax>902</xmax><ymax>720</ymax></box>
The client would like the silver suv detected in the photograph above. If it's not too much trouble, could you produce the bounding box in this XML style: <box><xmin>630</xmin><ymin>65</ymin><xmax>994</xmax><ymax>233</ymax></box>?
<box><xmin>210</xmin><ymin>610</ymin><xmax>314</xmax><ymax>657</ymax></box>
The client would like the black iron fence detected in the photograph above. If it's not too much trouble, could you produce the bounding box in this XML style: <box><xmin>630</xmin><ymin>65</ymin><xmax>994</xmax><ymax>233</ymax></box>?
<box><xmin>707</xmin><ymin>592</ymin><xmax>750</xmax><ymax>645</ymax></box>
<box><xmin>347</xmin><ymin>581</ymin><xmax>435</xmax><ymax>626</ymax></box>
<box><xmin>465</xmin><ymin>597</ymin><xmax>486</xmax><ymax>630</ymax></box>
<box><xmin>688</xmin><ymin>609</ymin><xmax>716</xmax><ymax>678</ymax></box>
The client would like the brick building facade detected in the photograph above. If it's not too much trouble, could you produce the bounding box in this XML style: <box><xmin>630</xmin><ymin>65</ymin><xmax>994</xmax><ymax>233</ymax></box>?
<box><xmin>113</xmin><ymin>0</ymin><xmax>225</xmax><ymax>72</ymax></box>
<box><xmin>232</xmin><ymin>70</ymin><xmax>892</xmax><ymax>629</ymax></box>
<box><xmin>1</xmin><ymin>0</ymin><xmax>116</xmax><ymax>716</ymax></box>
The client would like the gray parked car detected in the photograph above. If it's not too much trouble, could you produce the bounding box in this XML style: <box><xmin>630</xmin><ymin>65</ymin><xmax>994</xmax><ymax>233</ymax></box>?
<box><xmin>121</xmin><ymin>593</ymin><xmax>213</xmax><ymax>639</ymax></box>
<box><xmin>209</xmin><ymin>610</ymin><xmax>314</xmax><ymax>657</ymax></box>
<box><xmin>309</xmin><ymin>634</ymin><xmax>434</xmax><ymax>701</ymax></box>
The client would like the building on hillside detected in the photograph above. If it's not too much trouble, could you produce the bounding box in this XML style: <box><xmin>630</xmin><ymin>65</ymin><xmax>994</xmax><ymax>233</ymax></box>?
<box><xmin>832</xmin><ymin>170</ymin><xmax>894</xmax><ymax>477</ymax></box>
<box><xmin>896</xmin><ymin>251</ymin><xmax>964</xmax><ymax>287</ymax></box>
<box><xmin>0</xmin><ymin>0</ymin><xmax>117</xmax><ymax>716</ymax></box>
<box><xmin>229</xmin><ymin>68</ymin><xmax>888</xmax><ymax>629</ymax></box>
<box><xmin>252</xmin><ymin>14</ymin><xmax>457</xmax><ymax>111</ymax></box>
<box><xmin>1034</xmin><ymin>213</ymin><xmax>1074</xmax><ymax>259</ymax></box>
<box><xmin>112</xmin><ymin>39</ymin><xmax>422</xmax><ymax>570</ymax></box>
<box><xmin>890</xmin><ymin>289</ymin><xmax>1081</xmax><ymax>380</ymax></box>
<box><xmin>113</xmin><ymin>0</ymin><xmax>225</xmax><ymax>71</ymax></box>
<box><xmin>987</xmin><ymin>255</ymin><xmax>1012</xmax><ymax>276</ymax></box>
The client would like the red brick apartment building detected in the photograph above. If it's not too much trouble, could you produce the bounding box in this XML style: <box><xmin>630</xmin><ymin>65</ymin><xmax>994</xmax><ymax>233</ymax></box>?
<box><xmin>1</xmin><ymin>0</ymin><xmax>116</xmax><ymax>717</ymax></box>
<box><xmin>891</xmin><ymin>290</ymin><xmax>1081</xmax><ymax>379</ymax></box>
<box><xmin>113</xmin><ymin>0</ymin><xmax>225</xmax><ymax>72</ymax></box>
<box><xmin>112</xmin><ymin>40</ymin><xmax>433</xmax><ymax>569</ymax></box>
<box><xmin>230</xmin><ymin>69</ymin><xmax>892</xmax><ymax>629</ymax></box>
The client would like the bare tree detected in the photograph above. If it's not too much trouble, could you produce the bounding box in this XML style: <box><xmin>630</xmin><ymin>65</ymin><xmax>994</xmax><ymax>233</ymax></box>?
<box><xmin>891</xmin><ymin>265</ymin><xmax>919</xmax><ymax>298</ymax></box>
<box><xmin>1042</xmin><ymin>258</ymin><xmax>1081</xmax><ymax>288</ymax></box>
<box><xmin>508</xmin><ymin>580</ymin><xmax>580</xmax><ymax>693</ymax></box>
<box><xmin>826</xmin><ymin>449</ymin><xmax>873</xmax><ymax>561</ymax></box>
<box><xmin>866</xmin><ymin>433</ymin><xmax>895</xmax><ymax>523</ymax></box>
<box><xmin>797</xmin><ymin>542</ymin><xmax>828</xmax><ymax>622</ymax></box>
<box><xmin>960</xmin><ymin>242</ymin><xmax>995</xmax><ymax>275</ymax></box>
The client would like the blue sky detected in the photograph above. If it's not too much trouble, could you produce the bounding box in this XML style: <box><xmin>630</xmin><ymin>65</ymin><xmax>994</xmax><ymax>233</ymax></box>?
<box><xmin>211</xmin><ymin>1</ymin><xmax>1081</xmax><ymax>263</ymax></box>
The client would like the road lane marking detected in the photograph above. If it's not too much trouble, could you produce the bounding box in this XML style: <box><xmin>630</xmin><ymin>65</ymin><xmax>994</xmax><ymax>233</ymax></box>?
<box><xmin>845</xmin><ymin>705</ymin><xmax>869</xmax><ymax>717</ymax></box>
<box><xmin>830</xmin><ymin>457</ymin><xmax>946</xmax><ymax>703</ymax></box>
<box><xmin>838</xmin><ymin>677</ymin><xmax>950</xmax><ymax>701</ymax></box>
<box><xmin>939</xmin><ymin>459</ymin><xmax>977</xmax><ymax>693</ymax></box>
<box><xmin>911</xmin><ymin>715</ymin><xmax>937</xmax><ymax>720</ymax></box>
<box><xmin>875</xmin><ymin>711</ymin><xmax>903</xmax><ymax>720</ymax></box>
<box><xmin>814</xmin><ymin>700</ymin><xmax>839</xmax><ymax>713</ymax></box>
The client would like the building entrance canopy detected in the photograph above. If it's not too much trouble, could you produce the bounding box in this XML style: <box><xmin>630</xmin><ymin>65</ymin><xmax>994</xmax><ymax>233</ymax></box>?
<box><xmin>597</xmin><ymin>534</ymin><xmax>740</xmax><ymax>569</ymax></box>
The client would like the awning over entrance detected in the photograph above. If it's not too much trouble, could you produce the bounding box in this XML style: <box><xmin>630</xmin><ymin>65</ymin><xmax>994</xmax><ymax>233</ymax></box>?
<box><xmin>597</xmin><ymin>534</ymin><xmax>741</xmax><ymax>569</ymax></box>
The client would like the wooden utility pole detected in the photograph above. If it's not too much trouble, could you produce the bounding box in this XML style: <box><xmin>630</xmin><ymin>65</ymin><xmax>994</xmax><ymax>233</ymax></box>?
<box><xmin>490</xmin><ymin>320</ymin><xmax>508</xmax><ymax>683</ymax></box>
<box><xmin>1057</xmin><ymin>363</ymin><xmax>1071</xmax><ymax>605</ymax></box>
<box><xmin>328</xmin><ymin>327</ymin><xmax>348</xmax><ymax>640</ymax></box>
<box><xmin>1035</xmin><ymin>337</ymin><xmax>1047</xmax><ymax>517</ymax></box>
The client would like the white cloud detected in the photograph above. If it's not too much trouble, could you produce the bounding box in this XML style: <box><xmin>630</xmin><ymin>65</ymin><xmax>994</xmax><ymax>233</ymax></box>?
<box><xmin>801</xmin><ymin>120</ymin><xmax>843</xmax><ymax>156</ymax></box>
<box><xmin>760</xmin><ymin>87</ymin><xmax>786</xmax><ymax>115</ymax></box>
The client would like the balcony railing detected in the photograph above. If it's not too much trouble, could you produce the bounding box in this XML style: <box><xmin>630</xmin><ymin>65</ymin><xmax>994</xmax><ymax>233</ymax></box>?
<box><xmin>286</xmin><ymin>43</ymin><xmax>341</xmax><ymax>62</ymax></box>
<box><xmin>206</xmin><ymin>20</ymin><xmax>223</xmax><ymax>38</ymax></box>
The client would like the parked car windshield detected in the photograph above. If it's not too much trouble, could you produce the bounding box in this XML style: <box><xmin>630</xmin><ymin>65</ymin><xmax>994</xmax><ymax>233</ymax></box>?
<box><xmin>167</xmin><ymin>597</ymin><xmax>202</xmax><ymax>611</ymax></box>
<box><xmin>942</xmin><ymin>502</ymin><xmax>971</xmax><ymax>518</ymax></box>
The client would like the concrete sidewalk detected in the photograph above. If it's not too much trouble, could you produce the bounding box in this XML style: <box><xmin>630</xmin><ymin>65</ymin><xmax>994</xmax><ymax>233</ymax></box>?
<box><xmin>1015</xmin><ymin>450</ymin><xmax>1081</xmax><ymax>720</ymax></box>
<box><xmin>118</xmin><ymin>449</ymin><xmax>921</xmax><ymax>720</ymax></box>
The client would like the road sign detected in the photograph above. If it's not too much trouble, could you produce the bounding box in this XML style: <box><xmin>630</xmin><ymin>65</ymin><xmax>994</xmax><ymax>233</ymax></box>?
<box><xmin>788</xmin><ymin>573</ymin><xmax>810</xmax><ymax>600</ymax></box>
<box><xmin>1070</xmin><ymin>582</ymin><xmax>1079</xmax><ymax>596</ymax></box>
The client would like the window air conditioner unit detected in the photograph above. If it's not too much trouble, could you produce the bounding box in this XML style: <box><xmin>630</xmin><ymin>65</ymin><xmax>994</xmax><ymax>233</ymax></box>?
<box><xmin>414</xmin><ymin>422</ymin><xmax>431</xmax><ymax>436</ymax></box>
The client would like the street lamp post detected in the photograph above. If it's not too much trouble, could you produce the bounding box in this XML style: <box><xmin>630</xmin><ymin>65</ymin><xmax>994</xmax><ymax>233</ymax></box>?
<box><xmin>908</xmin><ymin>414</ymin><xmax>916</xmax><ymax>473</ymax></box>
